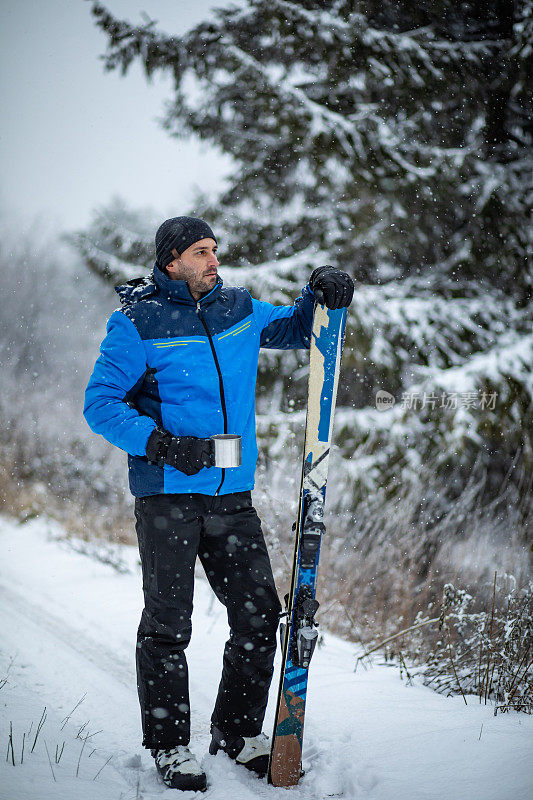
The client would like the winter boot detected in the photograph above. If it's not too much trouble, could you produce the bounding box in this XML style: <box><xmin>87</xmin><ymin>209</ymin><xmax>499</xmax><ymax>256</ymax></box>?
<box><xmin>209</xmin><ymin>724</ymin><xmax>270</xmax><ymax>777</ymax></box>
<box><xmin>152</xmin><ymin>745</ymin><xmax>207</xmax><ymax>792</ymax></box>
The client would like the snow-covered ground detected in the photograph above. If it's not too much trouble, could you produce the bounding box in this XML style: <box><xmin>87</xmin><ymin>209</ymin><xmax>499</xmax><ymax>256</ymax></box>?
<box><xmin>1</xmin><ymin>515</ymin><xmax>531</xmax><ymax>800</ymax></box>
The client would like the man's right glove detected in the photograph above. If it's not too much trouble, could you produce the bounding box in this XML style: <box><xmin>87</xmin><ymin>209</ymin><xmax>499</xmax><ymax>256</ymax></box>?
<box><xmin>310</xmin><ymin>265</ymin><xmax>354</xmax><ymax>309</ymax></box>
<box><xmin>146</xmin><ymin>428</ymin><xmax>214</xmax><ymax>476</ymax></box>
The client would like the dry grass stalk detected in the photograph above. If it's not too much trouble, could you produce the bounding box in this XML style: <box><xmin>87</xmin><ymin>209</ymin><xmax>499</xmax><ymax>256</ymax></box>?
<box><xmin>30</xmin><ymin>707</ymin><xmax>46</xmax><ymax>753</ymax></box>
<box><xmin>446</xmin><ymin>627</ymin><xmax>467</xmax><ymax>705</ymax></box>
<box><xmin>43</xmin><ymin>740</ymin><xmax>57</xmax><ymax>782</ymax></box>
<box><xmin>93</xmin><ymin>754</ymin><xmax>114</xmax><ymax>781</ymax></box>
<box><xmin>482</xmin><ymin>572</ymin><xmax>497</xmax><ymax>704</ymax></box>
<box><xmin>355</xmin><ymin>617</ymin><xmax>439</xmax><ymax>669</ymax></box>
<box><xmin>6</xmin><ymin>721</ymin><xmax>15</xmax><ymax>766</ymax></box>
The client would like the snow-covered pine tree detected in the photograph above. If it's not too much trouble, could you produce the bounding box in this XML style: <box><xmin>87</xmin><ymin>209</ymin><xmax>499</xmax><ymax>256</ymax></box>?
<box><xmin>70</xmin><ymin>196</ymin><xmax>158</xmax><ymax>283</ymax></box>
<box><xmin>73</xmin><ymin>0</ymin><xmax>532</xmax><ymax>520</ymax></box>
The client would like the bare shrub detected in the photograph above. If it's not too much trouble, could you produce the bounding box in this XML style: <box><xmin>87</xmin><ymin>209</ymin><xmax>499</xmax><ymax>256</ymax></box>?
<box><xmin>421</xmin><ymin>578</ymin><xmax>532</xmax><ymax>711</ymax></box>
<box><xmin>256</xmin><ymin>444</ymin><xmax>531</xmax><ymax>710</ymax></box>
<box><xmin>0</xmin><ymin>225</ymin><xmax>133</xmax><ymax>541</ymax></box>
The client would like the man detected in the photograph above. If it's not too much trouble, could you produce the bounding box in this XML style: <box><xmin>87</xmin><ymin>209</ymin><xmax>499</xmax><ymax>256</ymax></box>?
<box><xmin>84</xmin><ymin>216</ymin><xmax>353</xmax><ymax>791</ymax></box>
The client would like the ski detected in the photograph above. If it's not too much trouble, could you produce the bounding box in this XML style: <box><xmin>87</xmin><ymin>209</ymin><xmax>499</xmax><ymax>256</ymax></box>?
<box><xmin>268</xmin><ymin>302</ymin><xmax>347</xmax><ymax>787</ymax></box>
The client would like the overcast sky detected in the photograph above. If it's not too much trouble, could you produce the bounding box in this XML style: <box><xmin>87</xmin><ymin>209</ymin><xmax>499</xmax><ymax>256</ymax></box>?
<box><xmin>0</xmin><ymin>0</ymin><xmax>234</xmax><ymax>234</ymax></box>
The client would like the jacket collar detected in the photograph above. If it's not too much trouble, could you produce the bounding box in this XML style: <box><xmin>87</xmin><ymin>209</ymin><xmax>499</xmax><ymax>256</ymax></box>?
<box><xmin>152</xmin><ymin>262</ymin><xmax>223</xmax><ymax>306</ymax></box>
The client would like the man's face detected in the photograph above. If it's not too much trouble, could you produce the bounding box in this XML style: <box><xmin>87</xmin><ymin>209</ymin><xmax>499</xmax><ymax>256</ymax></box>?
<box><xmin>166</xmin><ymin>238</ymin><xmax>219</xmax><ymax>297</ymax></box>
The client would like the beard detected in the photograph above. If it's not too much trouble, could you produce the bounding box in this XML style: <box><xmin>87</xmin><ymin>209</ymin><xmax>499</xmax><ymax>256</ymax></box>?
<box><xmin>189</xmin><ymin>270</ymin><xmax>217</xmax><ymax>296</ymax></box>
<box><xmin>166</xmin><ymin>259</ymin><xmax>218</xmax><ymax>297</ymax></box>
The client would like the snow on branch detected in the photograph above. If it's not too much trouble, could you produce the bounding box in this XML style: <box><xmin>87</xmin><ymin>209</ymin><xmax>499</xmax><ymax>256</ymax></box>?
<box><xmin>72</xmin><ymin>234</ymin><xmax>147</xmax><ymax>284</ymax></box>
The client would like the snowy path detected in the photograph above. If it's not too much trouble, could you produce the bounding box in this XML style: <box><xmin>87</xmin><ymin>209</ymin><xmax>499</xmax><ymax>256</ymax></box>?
<box><xmin>1</xmin><ymin>516</ymin><xmax>531</xmax><ymax>800</ymax></box>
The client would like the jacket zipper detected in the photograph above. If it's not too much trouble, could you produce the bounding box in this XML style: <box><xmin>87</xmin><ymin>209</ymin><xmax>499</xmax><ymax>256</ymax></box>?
<box><xmin>196</xmin><ymin>300</ymin><xmax>227</xmax><ymax>495</ymax></box>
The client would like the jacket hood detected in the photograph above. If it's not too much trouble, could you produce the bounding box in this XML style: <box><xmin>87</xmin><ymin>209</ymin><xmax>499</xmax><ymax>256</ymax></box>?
<box><xmin>115</xmin><ymin>274</ymin><xmax>157</xmax><ymax>305</ymax></box>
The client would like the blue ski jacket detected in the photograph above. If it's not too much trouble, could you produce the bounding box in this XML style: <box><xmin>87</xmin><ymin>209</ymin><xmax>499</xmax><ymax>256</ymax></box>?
<box><xmin>84</xmin><ymin>264</ymin><xmax>315</xmax><ymax>497</ymax></box>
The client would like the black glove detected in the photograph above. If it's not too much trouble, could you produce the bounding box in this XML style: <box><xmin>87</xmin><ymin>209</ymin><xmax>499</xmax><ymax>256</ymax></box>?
<box><xmin>310</xmin><ymin>266</ymin><xmax>354</xmax><ymax>309</ymax></box>
<box><xmin>146</xmin><ymin>428</ymin><xmax>214</xmax><ymax>476</ymax></box>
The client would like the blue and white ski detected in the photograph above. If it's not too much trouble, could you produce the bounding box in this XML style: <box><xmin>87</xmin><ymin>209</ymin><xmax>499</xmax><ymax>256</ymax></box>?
<box><xmin>268</xmin><ymin>303</ymin><xmax>347</xmax><ymax>787</ymax></box>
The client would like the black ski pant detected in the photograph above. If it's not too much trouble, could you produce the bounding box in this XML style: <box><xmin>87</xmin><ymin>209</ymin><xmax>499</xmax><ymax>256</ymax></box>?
<box><xmin>134</xmin><ymin>491</ymin><xmax>281</xmax><ymax>749</ymax></box>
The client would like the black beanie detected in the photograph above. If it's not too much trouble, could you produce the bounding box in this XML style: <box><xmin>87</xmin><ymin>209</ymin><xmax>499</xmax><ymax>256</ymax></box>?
<box><xmin>155</xmin><ymin>217</ymin><xmax>217</xmax><ymax>268</ymax></box>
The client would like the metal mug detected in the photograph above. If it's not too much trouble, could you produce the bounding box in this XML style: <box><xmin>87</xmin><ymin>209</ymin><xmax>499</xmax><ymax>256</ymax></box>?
<box><xmin>211</xmin><ymin>434</ymin><xmax>242</xmax><ymax>468</ymax></box>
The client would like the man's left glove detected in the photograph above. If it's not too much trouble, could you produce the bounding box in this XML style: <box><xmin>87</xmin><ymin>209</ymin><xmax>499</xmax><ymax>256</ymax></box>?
<box><xmin>146</xmin><ymin>428</ymin><xmax>215</xmax><ymax>476</ymax></box>
<box><xmin>310</xmin><ymin>266</ymin><xmax>354</xmax><ymax>309</ymax></box>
